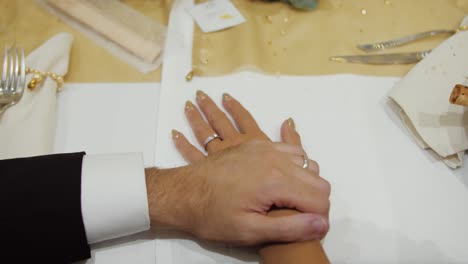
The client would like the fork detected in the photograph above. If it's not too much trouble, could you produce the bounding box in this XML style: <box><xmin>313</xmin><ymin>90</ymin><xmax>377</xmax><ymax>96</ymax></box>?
<box><xmin>0</xmin><ymin>46</ymin><xmax>26</xmax><ymax>115</ymax></box>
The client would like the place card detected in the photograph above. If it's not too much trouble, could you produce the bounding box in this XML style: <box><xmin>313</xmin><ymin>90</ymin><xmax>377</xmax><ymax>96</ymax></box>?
<box><xmin>187</xmin><ymin>0</ymin><xmax>246</xmax><ymax>33</ymax></box>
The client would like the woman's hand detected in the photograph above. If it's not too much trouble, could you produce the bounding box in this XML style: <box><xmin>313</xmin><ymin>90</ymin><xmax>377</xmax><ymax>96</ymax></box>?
<box><xmin>173</xmin><ymin>91</ymin><xmax>269</xmax><ymax>160</ymax></box>
<box><xmin>146</xmin><ymin>91</ymin><xmax>330</xmax><ymax>245</ymax></box>
<box><xmin>174</xmin><ymin>91</ymin><xmax>319</xmax><ymax>175</ymax></box>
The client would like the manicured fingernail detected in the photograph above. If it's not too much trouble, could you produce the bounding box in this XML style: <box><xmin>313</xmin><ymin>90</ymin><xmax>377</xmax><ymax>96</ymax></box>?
<box><xmin>287</xmin><ymin>117</ymin><xmax>296</xmax><ymax>130</ymax></box>
<box><xmin>222</xmin><ymin>93</ymin><xmax>232</xmax><ymax>102</ymax></box>
<box><xmin>196</xmin><ymin>90</ymin><xmax>206</xmax><ymax>101</ymax></box>
<box><xmin>185</xmin><ymin>100</ymin><xmax>194</xmax><ymax>111</ymax></box>
<box><xmin>171</xmin><ymin>129</ymin><xmax>180</xmax><ymax>139</ymax></box>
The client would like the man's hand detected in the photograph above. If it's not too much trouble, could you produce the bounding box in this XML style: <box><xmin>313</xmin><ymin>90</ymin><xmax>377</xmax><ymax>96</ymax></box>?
<box><xmin>146</xmin><ymin>140</ymin><xmax>330</xmax><ymax>245</ymax></box>
<box><xmin>146</xmin><ymin>91</ymin><xmax>330</xmax><ymax>245</ymax></box>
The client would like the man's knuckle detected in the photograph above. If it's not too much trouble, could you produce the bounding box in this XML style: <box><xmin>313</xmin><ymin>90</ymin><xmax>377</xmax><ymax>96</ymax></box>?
<box><xmin>310</xmin><ymin>160</ymin><xmax>320</xmax><ymax>173</ymax></box>
<box><xmin>315</xmin><ymin>178</ymin><xmax>331</xmax><ymax>195</ymax></box>
<box><xmin>321</xmin><ymin>179</ymin><xmax>331</xmax><ymax>195</ymax></box>
<box><xmin>318</xmin><ymin>198</ymin><xmax>331</xmax><ymax>213</ymax></box>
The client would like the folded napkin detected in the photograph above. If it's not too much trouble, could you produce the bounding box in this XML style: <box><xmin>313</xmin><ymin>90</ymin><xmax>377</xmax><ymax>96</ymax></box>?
<box><xmin>389</xmin><ymin>17</ymin><xmax>468</xmax><ymax>169</ymax></box>
<box><xmin>0</xmin><ymin>33</ymin><xmax>73</xmax><ymax>159</ymax></box>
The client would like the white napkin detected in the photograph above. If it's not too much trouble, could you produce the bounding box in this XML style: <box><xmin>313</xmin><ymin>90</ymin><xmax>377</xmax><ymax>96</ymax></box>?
<box><xmin>0</xmin><ymin>33</ymin><xmax>73</xmax><ymax>159</ymax></box>
<box><xmin>389</xmin><ymin>17</ymin><xmax>468</xmax><ymax>169</ymax></box>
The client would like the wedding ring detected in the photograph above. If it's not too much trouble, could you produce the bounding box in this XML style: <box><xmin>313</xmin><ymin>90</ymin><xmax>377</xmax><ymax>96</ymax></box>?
<box><xmin>302</xmin><ymin>154</ymin><xmax>309</xmax><ymax>169</ymax></box>
<box><xmin>203</xmin><ymin>133</ymin><xmax>221</xmax><ymax>150</ymax></box>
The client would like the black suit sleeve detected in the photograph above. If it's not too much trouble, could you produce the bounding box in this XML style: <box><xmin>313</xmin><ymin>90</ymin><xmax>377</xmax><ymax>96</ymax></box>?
<box><xmin>0</xmin><ymin>152</ymin><xmax>91</xmax><ymax>263</ymax></box>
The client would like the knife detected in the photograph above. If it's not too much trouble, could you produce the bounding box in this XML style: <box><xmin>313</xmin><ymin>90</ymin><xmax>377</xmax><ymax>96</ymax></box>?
<box><xmin>329</xmin><ymin>50</ymin><xmax>431</xmax><ymax>65</ymax></box>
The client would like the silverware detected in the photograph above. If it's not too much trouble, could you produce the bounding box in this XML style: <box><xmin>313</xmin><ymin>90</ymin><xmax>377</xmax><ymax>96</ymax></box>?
<box><xmin>357</xmin><ymin>30</ymin><xmax>454</xmax><ymax>52</ymax></box>
<box><xmin>0</xmin><ymin>46</ymin><xmax>26</xmax><ymax>115</ymax></box>
<box><xmin>357</xmin><ymin>25</ymin><xmax>468</xmax><ymax>52</ymax></box>
<box><xmin>329</xmin><ymin>50</ymin><xmax>431</xmax><ymax>65</ymax></box>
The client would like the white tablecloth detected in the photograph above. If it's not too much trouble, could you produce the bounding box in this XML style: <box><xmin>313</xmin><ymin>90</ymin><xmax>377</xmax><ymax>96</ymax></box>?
<box><xmin>54</xmin><ymin>79</ymin><xmax>468</xmax><ymax>264</ymax></box>
<box><xmin>54</xmin><ymin>83</ymin><xmax>160</xmax><ymax>167</ymax></box>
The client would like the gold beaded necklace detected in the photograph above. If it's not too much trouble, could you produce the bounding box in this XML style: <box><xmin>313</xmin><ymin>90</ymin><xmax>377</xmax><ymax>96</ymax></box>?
<box><xmin>26</xmin><ymin>67</ymin><xmax>64</xmax><ymax>92</ymax></box>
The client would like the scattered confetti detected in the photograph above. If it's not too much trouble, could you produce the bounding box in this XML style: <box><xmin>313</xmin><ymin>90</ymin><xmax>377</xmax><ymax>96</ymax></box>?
<box><xmin>186</xmin><ymin>70</ymin><xmax>194</xmax><ymax>81</ymax></box>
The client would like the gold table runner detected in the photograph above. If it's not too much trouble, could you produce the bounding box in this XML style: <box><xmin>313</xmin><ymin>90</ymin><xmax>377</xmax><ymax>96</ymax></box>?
<box><xmin>1</xmin><ymin>0</ymin><xmax>172</xmax><ymax>83</ymax></box>
<box><xmin>193</xmin><ymin>0</ymin><xmax>468</xmax><ymax>77</ymax></box>
<box><xmin>3</xmin><ymin>0</ymin><xmax>468</xmax><ymax>82</ymax></box>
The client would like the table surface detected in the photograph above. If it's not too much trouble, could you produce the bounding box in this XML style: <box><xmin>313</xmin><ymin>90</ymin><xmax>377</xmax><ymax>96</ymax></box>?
<box><xmin>6</xmin><ymin>0</ymin><xmax>468</xmax><ymax>263</ymax></box>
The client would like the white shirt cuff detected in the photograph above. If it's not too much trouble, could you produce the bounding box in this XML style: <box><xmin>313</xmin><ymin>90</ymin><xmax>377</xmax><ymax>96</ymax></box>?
<box><xmin>81</xmin><ymin>153</ymin><xmax>150</xmax><ymax>244</ymax></box>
